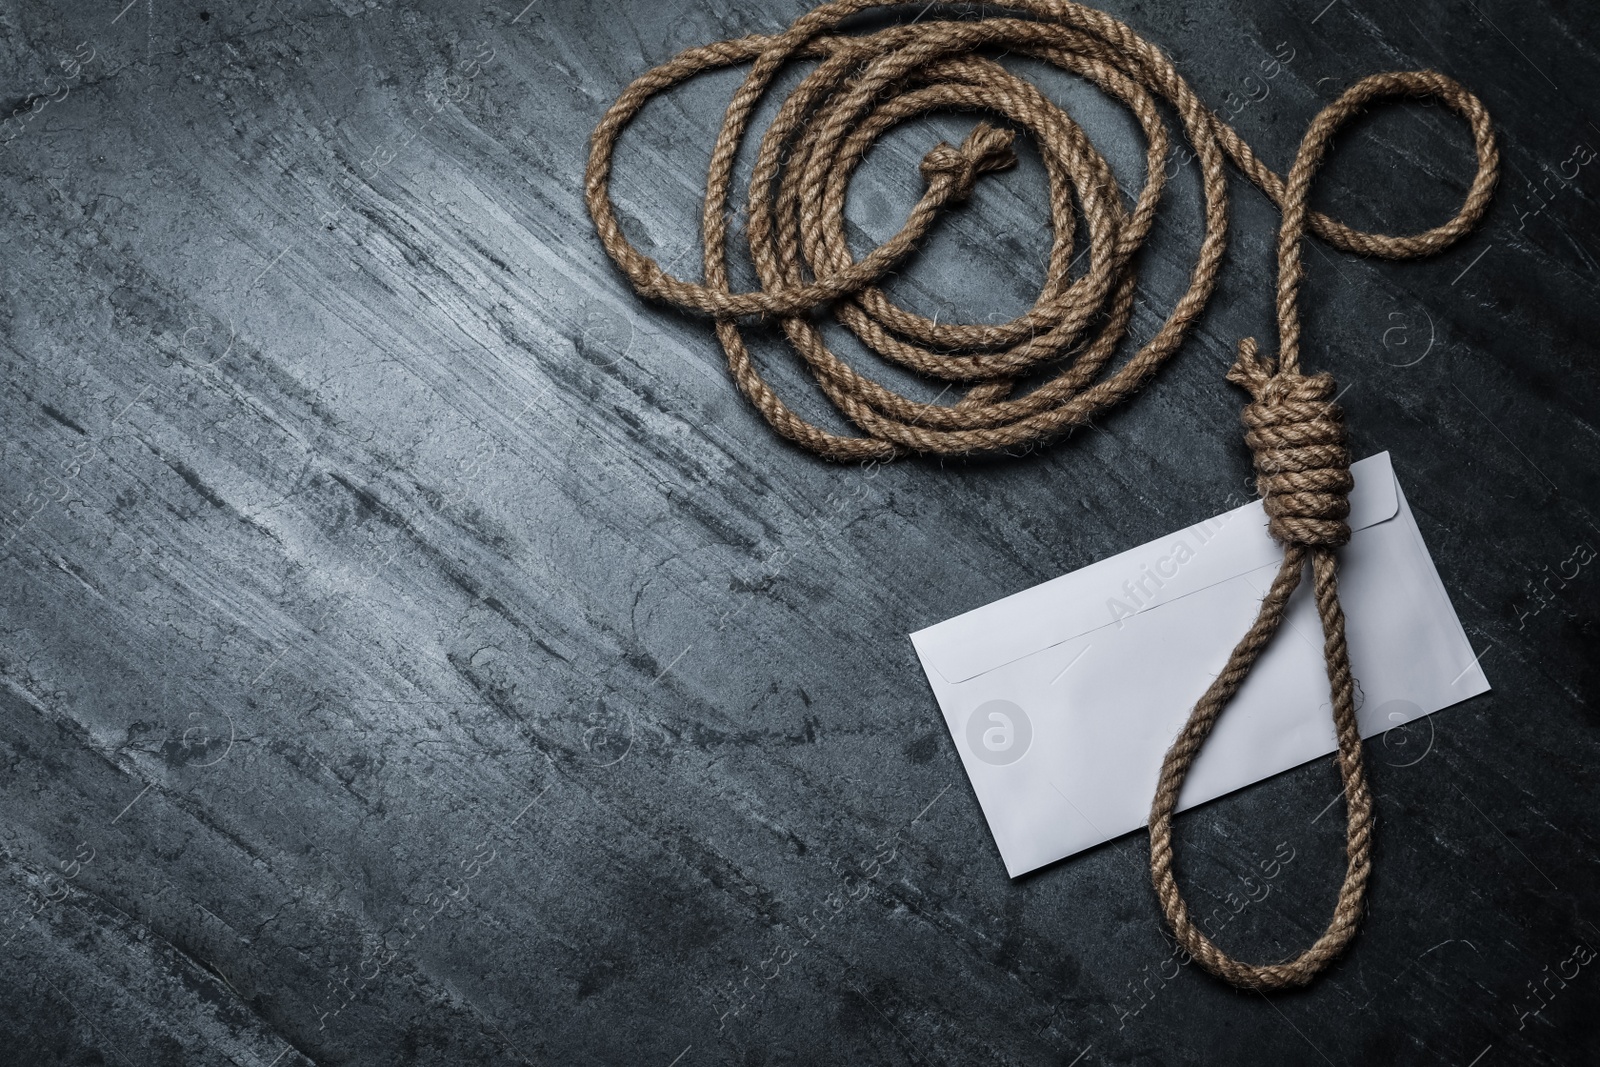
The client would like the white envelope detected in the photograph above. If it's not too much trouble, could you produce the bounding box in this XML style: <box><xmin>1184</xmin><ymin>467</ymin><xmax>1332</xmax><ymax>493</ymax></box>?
<box><xmin>909</xmin><ymin>453</ymin><xmax>1490</xmax><ymax>877</ymax></box>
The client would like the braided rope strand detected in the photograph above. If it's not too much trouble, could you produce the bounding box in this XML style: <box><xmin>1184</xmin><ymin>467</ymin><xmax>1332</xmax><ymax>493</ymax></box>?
<box><xmin>586</xmin><ymin>0</ymin><xmax>1498</xmax><ymax>990</ymax></box>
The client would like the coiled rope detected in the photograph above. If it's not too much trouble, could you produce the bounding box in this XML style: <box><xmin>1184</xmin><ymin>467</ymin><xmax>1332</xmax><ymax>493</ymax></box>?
<box><xmin>585</xmin><ymin>0</ymin><xmax>1498</xmax><ymax>990</ymax></box>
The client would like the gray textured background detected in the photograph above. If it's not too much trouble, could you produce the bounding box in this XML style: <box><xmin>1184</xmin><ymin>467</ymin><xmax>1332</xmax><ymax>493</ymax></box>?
<box><xmin>1</xmin><ymin>1</ymin><xmax>1597</xmax><ymax>1064</ymax></box>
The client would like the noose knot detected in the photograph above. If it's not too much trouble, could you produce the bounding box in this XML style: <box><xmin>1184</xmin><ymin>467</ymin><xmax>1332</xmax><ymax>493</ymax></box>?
<box><xmin>919</xmin><ymin>122</ymin><xmax>1018</xmax><ymax>202</ymax></box>
<box><xmin>1227</xmin><ymin>337</ymin><xmax>1353</xmax><ymax>548</ymax></box>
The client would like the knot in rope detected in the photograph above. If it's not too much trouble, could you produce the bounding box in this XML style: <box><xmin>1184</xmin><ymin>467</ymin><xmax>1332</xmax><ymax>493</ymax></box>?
<box><xmin>919</xmin><ymin>121</ymin><xmax>1019</xmax><ymax>202</ymax></box>
<box><xmin>1228</xmin><ymin>337</ymin><xmax>1354</xmax><ymax>548</ymax></box>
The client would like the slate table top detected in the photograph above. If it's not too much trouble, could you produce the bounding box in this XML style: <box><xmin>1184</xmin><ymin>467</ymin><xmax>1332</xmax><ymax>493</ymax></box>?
<box><xmin>2</xmin><ymin>1</ymin><xmax>1596</xmax><ymax>1064</ymax></box>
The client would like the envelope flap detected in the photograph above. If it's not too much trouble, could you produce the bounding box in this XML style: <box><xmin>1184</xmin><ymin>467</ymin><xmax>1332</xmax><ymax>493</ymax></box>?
<box><xmin>910</xmin><ymin>453</ymin><xmax>1398</xmax><ymax>684</ymax></box>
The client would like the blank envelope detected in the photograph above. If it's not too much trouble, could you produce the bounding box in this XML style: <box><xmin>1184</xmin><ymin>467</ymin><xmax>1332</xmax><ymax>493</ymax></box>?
<box><xmin>910</xmin><ymin>452</ymin><xmax>1490</xmax><ymax>877</ymax></box>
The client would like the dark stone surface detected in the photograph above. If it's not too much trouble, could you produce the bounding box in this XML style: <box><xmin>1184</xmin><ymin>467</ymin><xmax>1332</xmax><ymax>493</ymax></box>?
<box><xmin>1</xmin><ymin>1</ymin><xmax>1596</xmax><ymax>1064</ymax></box>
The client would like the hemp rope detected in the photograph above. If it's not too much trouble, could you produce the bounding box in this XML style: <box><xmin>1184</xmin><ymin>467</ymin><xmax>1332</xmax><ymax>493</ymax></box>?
<box><xmin>585</xmin><ymin>0</ymin><xmax>1498</xmax><ymax>990</ymax></box>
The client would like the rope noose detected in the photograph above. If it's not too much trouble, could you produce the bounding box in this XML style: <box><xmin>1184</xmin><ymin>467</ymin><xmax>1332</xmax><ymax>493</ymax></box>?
<box><xmin>584</xmin><ymin>0</ymin><xmax>1499</xmax><ymax>989</ymax></box>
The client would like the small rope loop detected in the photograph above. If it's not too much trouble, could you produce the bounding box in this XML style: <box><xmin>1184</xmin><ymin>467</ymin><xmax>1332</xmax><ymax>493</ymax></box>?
<box><xmin>1229</xmin><ymin>337</ymin><xmax>1353</xmax><ymax>548</ymax></box>
<box><xmin>919</xmin><ymin>121</ymin><xmax>1019</xmax><ymax>201</ymax></box>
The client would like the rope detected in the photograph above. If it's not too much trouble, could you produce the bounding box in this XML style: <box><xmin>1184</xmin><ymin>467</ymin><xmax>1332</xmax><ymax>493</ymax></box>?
<box><xmin>585</xmin><ymin>0</ymin><xmax>1498</xmax><ymax>990</ymax></box>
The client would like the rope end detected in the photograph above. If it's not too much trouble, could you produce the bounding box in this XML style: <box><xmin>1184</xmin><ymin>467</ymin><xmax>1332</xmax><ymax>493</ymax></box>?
<box><xmin>1226</xmin><ymin>337</ymin><xmax>1272</xmax><ymax>399</ymax></box>
<box><xmin>921</xmin><ymin>121</ymin><xmax>1018</xmax><ymax>201</ymax></box>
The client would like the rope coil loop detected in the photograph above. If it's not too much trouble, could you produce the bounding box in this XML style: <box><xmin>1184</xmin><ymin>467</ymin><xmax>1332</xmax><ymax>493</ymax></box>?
<box><xmin>587</xmin><ymin>0</ymin><xmax>1498</xmax><ymax>991</ymax></box>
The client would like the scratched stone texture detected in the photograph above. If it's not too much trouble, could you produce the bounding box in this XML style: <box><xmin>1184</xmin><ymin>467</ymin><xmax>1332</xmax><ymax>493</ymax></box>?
<box><xmin>0</xmin><ymin>0</ymin><xmax>1596</xmax><ymax>1064</ymax></box>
